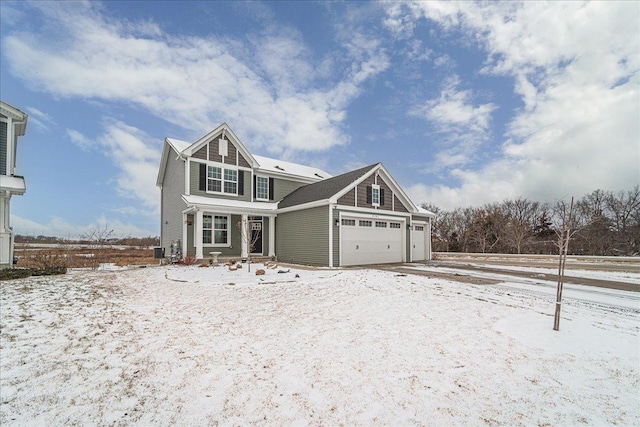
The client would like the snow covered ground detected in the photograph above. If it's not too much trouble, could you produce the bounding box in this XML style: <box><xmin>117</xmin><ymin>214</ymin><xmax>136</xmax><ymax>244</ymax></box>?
<box><xmin>1</xmin><ymin>264</ymin><xmax>638</xmax><ymax>426</ymax></box>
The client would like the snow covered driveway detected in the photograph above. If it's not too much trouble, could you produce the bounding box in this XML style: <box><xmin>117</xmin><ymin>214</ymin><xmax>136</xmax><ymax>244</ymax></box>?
<box><xmin>1</xmin><ymin>265</ymin><xmax>638</xmax><ymax>426</ymax></box>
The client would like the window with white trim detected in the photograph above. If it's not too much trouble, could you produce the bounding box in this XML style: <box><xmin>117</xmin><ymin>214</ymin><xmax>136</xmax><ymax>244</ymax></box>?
<box><xmin>389</xmin><ymin>222</ymin><xmax>401</xmax><ymax>229</ymax></box>
<box><xmin>207</xmin><ymin>165</ymin><xmax>237</xmax><ymax>195</ymax></box>
<box><xmin>342</xmin><ymin>219</ymin><xmax>356</xmax><ymax>226</ymax></box>
<box><xmin>256</xmin><ymin>176</ymin><xmax>269</xmax><ymax>200</ymax></box>
<box><xmin>214</xmin><ymin>215</ymin><xmax>229</xmax><ymax>245</ymax></box>
<box><xmin>372</xmin><ymin>184</ymin><xmax>380</xmax><ymax>206</ymax></box>
<box><xmin>203</xmin><ymin>215</ymin><xmax>229</xmax><ymax>245</ymax></box>
<box><xmin>203</xmin><ymin>215</ymin><xmax>213</xmax><ymax>244</ymax></box>
<box><xmin>207</xmin><ymin>166</ymin><xmax>222</xmax><ymax>192</ymax></box>
<box><xmin>359</xmin><ymin>220</ymin><xmax>372</xmax><ymax>227</ymax></box>
<box><xmin>224</xmin><ymin>169</ymin><xmax>237</xmax><ymax>194</ymax></box>
<box><xmin>375</xmin><ymin>221</ymin><xmax>387</xmax><ymax>228</ymax></box>
<box><xmin>415</xmin><ymin>225</ymin><xmax>424</xmax><ymax>231</ymax></box>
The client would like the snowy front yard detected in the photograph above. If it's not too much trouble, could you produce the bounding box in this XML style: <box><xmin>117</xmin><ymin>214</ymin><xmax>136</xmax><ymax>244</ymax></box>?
<box><xmin>1</xmin><ymin>265</ymin><xmax>638</xmax><ymax>426</ymax></box>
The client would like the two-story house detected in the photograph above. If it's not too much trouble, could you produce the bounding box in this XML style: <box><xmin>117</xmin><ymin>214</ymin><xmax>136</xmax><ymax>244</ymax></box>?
<box><xmin>157</xmin><ymin>123</ymin><xmax>434</xmax><ymax>267</ymax></box>
<box><xmin>0</xmin><ymin>101</ymin><xmax>28</xmax><ymax>269</ymax></box>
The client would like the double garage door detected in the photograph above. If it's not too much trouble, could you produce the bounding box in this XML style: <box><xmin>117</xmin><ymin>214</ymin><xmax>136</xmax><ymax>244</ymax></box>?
<box><xmin>340</xmin><ymin>217</ymin><xmax>404</xmax><ymax>266</ymax></box>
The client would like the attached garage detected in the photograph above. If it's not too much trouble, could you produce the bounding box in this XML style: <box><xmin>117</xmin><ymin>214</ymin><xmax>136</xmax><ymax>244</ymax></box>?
<box><xmin>340</xmin><ymin>215</ymin><xmax>405</xmax><ymax>266</ymax></box>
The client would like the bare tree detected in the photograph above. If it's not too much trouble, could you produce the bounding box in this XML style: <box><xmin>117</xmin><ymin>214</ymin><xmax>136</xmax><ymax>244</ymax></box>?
<box><xmin>236</xmin><ymin>218</ymin><xmax>261</xmax><ymax>272</ymax></box>
<box><xmin>468</xmin><ymin>204</ymin><xmax>505</xmax><ymax>253</ymax></box>
<box><xmin>606</xmin><ymin>186</ymin><xmax>640</xmax><ymax>255</ymax></box>
<box><xmin>554</xmin><ymin>197</ymin><xmax>574</xmax><ymax>331</ymax></box>
<box><xmin>79</xmin><ymin>225</ymin><xmax>116</xmax><ymax>269</ymax></box>
<box><xmin>502</xmin><ymin>198</ymin><xmax>540</xmax><ymax>254</ymax></box>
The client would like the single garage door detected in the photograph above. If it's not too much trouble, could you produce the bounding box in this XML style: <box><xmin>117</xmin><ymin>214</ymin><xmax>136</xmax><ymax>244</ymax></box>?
<box><xmin>340</xmin><ymin>217</ymin><xmax>404</xmax><ymax>266</ymax></box>
<box><xmin>411</xmin><ymin>224</ymin><xmax>426</xmax><ymax>261</ymax></box>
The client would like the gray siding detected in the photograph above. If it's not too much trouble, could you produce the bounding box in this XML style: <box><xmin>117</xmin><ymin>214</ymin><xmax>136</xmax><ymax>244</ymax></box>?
<box><xmin>189</xmin><ymin>160</ymin><xmax>251</xmax><ymax>202</ymax></box>
<box><xmin>276</xmin><ymin>205</ymin><xmax>329</xmax><ymax>266</ymax></box>
<box><xmin>0</xmin><ymin>121</ymin><xmax>7</xmax><ymax>176</ymax></box>
<box><xmin>337</xmin><ymin>188</ymin><xmax>355</xmax><ymax>206</ymax></box>
<box><xmin>406</xmin><ymin>228</ymin><xmax>411</xmax><ymax>261</ymax></box>
<box><xmin>161</xmin><ymin>150</ymin><xmax>186</xmax><ymax>254</ymax></box>
<box><xmin>202</xmin><ymin>214</ymin><xmax>242</xmax><ymax>257</ymax></box>
<box><xmin>273</xmin><ymin>178</ymin><xmax>307</xmax><ymax>201</ymax></box>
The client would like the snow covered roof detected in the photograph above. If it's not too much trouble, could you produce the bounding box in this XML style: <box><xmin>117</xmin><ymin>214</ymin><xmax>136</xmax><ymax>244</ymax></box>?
<box><xmin>182</xmin><ymin>194</ymin><xmax>278</xmax><ymax>214</ymax></box>
<box><xmin>253</xmin><ymin>155</ymin><xmax>331</xmax><ymax>182</ymax></box>
<box><xmin>166</xmin><ymin>137</ymin><xmax>191</xmax><ymax>154</ymax></box>
<box><xmin>416</xmin><ymin>206</ymin><xmax>436</xmax><ymax>217</ymax></box>
<box><xmin>0</xmin><ymin>175</ymin><xmax>26</xmax><ymax>195</ymax></box>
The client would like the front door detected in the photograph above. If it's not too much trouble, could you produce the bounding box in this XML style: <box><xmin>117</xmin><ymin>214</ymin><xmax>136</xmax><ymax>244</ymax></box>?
<box><xmin>250</xmin><ymin>217</ymin><xmax>263</xmax><ymax>255</ymax></box>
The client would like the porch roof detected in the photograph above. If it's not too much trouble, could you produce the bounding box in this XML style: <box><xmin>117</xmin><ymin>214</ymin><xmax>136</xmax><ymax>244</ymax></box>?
<box><xmin>182</xmin><ymin>194</ymin><xmax>278</xmax><ymax>215</ymax></box>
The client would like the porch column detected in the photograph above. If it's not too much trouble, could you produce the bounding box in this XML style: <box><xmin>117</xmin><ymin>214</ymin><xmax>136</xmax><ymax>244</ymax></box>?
<box><xmin>195</xmin><ymin>210</ymin><xmax>204</xmax><ymax>259</ymax></box>
<box><xmin>268</xmin><ymin>215</ymin><xmax>275</xmax><ymax>257</ymax></box>
<box><xmin>240</xmin><ymin>214</ymin><xmax>248</xmax><ymax>258</ymax></box>
<box><xmin>182</xmin><ymin>212</ymin><xmax>188</xmax><ymax>258</ymax></box>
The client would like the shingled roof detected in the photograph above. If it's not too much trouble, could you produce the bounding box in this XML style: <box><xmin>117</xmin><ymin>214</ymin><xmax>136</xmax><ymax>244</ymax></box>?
<box><xmin>278</xmin><ymin>163</ymin><xmax>378</xmax><ymax>209</ymax></box>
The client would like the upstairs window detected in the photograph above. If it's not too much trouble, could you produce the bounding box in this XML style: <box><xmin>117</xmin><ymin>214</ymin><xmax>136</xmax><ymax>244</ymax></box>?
<box><xmin>206</xmin><ymin>165</ymin><xmax>237</xmax><ymax>195</ymax></box>
<box><xmin>366</xmin><ymin>184</ymin><xmax>385</xmax><ymax>207</ymax></box>
<box><xmin>207</xmin><ymin>166</ymin><xmax>222</xmax><ymax>192</ymax></box>
<box><xmin>256</xmin><ymin>176</ymin><xmax>269</xmax><ymax>200</ymax></box>
<box><xmin>224</xmin><ymin>169</ymin><xmax>237</xmax><ymax>194</ymax></box>
<box><xmin>372</xmin><ymin>184</ymin><xmax>380</xmax><ymax>206</ymax></box>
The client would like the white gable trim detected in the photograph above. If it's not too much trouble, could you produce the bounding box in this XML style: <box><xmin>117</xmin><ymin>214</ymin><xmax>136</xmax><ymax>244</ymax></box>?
<box><xmin>329</xmin><ymin>163</ymin><xmax>418</xmax><ymax>214</ymax></box>
<box><xmin>156</xmin><ymin>138</ymin><xmax>185</xmax><ymax>187</ymax></box>
<box><xmin>183</xmin><ymin>123</ymin><xmax>258</xmax><ymax>168</ymax></box>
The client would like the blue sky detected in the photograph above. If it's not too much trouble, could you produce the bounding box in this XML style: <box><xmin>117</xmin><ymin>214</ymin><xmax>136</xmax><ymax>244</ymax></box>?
<box><xmin>1</xmin><ymin>1</ymin><xmax>638</xmax><ymax>238</ymax></box>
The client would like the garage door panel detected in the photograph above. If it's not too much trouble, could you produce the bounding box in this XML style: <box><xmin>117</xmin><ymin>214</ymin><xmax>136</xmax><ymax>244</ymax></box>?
<box><xmin>341</xmin><ymin>217</ymin><xmax>403</xmax><ymax>266</ymax></box>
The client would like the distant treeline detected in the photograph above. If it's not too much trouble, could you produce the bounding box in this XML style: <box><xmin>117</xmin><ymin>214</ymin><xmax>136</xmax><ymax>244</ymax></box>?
<box><xmin>423</xmin><ymin>186</ymin><xmax>639</xmax><ymax>256</ymax></box>
<box><xmin>15</xmin><ymin>235</ymin><xmax>160</xmax><ymax>247</ymax></box>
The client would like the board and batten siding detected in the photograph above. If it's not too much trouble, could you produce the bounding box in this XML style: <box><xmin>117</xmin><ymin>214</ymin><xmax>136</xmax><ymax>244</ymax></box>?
<box><xmin>0</xmin><ymin>120</ymin><xmax>7</xmax><ymax>176</ymax></box>
<box><xmin>161</xmin><ymin>150</ymin><xmax>186</xmax><ymax>253</ymax></box>
<box><xmin>189</xmin><ymin>160</ymin><xmax>252</xmax><ymax>202</ymax></box>
<box><xmin>276</xmin><ymin>205</ymin><xmax>329</xmax><ymax>266</ymax></box>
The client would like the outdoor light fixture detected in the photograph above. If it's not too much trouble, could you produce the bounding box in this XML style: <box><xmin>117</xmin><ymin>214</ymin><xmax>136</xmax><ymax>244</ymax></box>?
<box><xmin>335</xmin><ymin>219</ymin><xmax>340</xmax><ymax>227</ymax></box>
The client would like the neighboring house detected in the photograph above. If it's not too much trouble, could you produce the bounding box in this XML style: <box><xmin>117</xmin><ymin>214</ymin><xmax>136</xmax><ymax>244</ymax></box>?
<box><xmin>157</xmin><ymin>123</ymin><xmax>435</xmax><ymax>267</ymax></box>
<box><xmin>0</xmin><ymin>101</ymin><xmax>28</xmax><ymax>269</ymax></box>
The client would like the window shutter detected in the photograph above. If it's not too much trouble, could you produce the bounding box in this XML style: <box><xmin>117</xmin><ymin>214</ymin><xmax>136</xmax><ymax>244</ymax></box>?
<box><xmin>268</xmin><ymin>178</ymin><xmax>275</xmax><ymax>200</ymax></box>
<box><xmin>253</xmin><ymin>175</ymin><xmax>257</xmax><ymax>199</ymax></box>
<box><xmin>366</xmin><ymin>186</ymin><xmax>372</xmax><ymax>204</ymax></box>
<box><xmin>238</xmin><ymin>171</ymin><xmax>244</xmax><ymax>195</ymax></box>
<box><xmin>380</xmin><ymin>188</ymin><xmax>385</xmax><ymax>206</ymax></box>
<box><xmin>199</xmin><ymin>163</ymin><xmax>206</xmax><ymax>191</ymax></box>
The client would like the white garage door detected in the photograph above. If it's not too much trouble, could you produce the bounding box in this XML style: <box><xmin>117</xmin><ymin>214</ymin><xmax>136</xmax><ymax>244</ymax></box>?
<box><xmin>341</xmin><ymin>217</ymin><xmax>404</xmax><ymax>266</ymax></box>
<box><xmin>411</xmin><ymin>224</ymin><xmax>426</xmax><ymax>261</ymax></box>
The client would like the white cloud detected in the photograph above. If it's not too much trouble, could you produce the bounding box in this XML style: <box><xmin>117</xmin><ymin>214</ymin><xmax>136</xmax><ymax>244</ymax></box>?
<box><xmin>4</xmin><ymin>2</ymin><xmax>388</xmax><ymax>154</ymax></box>
<box><xmin>392</xmin><ymin>1</ymin><xmax>640</xmax><ymax>208</ymax></box>
<box><xmin>412</xmin><ymin>75</ymin><xmax>497</xmax><ymax>170</ymax></box>
<box><xmin>67</xmin><ymin>120</ymin><xmax>161</xmax><ymax>212</ymax></box>
<box><xmin>24</xmin><ymin>106</ymin><xmax>56</xmax><ymax>133</ymax></box>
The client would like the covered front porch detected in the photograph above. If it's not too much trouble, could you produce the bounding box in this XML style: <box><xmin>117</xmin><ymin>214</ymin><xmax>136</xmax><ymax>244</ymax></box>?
<box><xmin>181</xmin><ymin>195</ymin><xmax>277</xmax><ymax>261</ymax></box>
